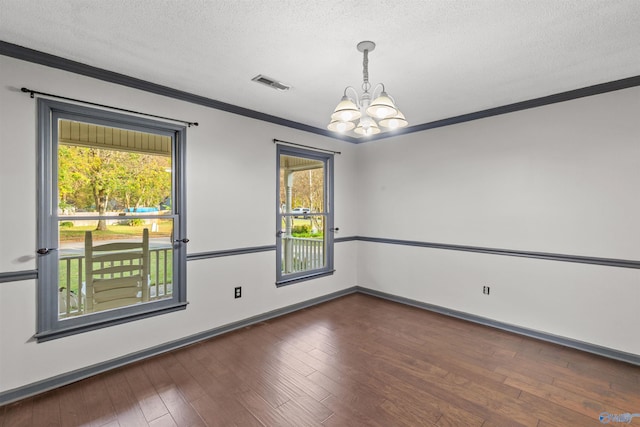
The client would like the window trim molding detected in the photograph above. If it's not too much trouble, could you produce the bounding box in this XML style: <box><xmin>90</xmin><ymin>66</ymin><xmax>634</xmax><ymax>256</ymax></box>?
<box><xmin>36</xmin><ymin>98</ymin><xmax>188</xmax><ymax>341</ymax></box>
<box><xmin>276</xmin><ymin>145</ymin><xmax>335</xmax><ymax>285</ymax></box>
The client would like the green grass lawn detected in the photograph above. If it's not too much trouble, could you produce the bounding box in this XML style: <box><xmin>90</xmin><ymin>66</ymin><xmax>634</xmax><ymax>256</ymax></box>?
<box><xmin>60</xmin><ymin>223</ymin><xmax>173</xmax><ymax>242</ymax></box>
<box><xmin>59</xmin><ymin>249</ymin><xmax>173</xmax><ymax>296</ymax></box>
<box><xmin>59</xmin><ymin>222</ymin><xmax>174</xmax><ymax>296</ymax></box>
<box><xmin>283</xmin><ymin>218</ymin><xmax>324</xmax><ymax>238</ymax></box>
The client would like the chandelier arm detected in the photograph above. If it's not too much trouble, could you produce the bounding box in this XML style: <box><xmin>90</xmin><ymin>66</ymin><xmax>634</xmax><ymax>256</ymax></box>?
<box><xmin>343</xmin><ymin>86</ymin><xmax>361</xmax><ymax>108</ymax></box>
<box><xmin>370</xmin><ymin>83</ymin><xmax>386</xmax><ymax>99</ymax></box>
<box><xmin>382</xmin><ymin>86</ymin><xmax>399</xmax><ymax>106</ymax></box>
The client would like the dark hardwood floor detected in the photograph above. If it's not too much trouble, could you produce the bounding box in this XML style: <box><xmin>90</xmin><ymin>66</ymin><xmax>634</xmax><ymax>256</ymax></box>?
<box><xmin>1</xmin><ymin>293</ymin><xmax>638</xmax><ymax>426</ymax></box>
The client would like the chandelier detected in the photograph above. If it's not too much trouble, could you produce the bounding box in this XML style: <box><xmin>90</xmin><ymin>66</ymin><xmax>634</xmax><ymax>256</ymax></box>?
<box><xmin>328</xmin><ymin>41</ymin><xmax>407</xmax><ymax>137</ymax></box>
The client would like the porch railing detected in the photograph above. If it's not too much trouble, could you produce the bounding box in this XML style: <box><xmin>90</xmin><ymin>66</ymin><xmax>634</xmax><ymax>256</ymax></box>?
<box><xmin>283</xmin><ymin>236</ymin><xmax>324</xmax><ymax>273</ymax></box>
<box><xmin>58</xmin><ymin>247</ymin><xmax>173</xmax><ymax>318</ymax></box>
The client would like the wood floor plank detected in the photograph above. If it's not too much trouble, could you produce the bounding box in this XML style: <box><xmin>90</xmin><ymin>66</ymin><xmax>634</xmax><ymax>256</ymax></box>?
<box><xmin>172</xmin><ymin>345</ymin><xmax>237</xmax><ymax>397</ymax></box>
<box><xmin>155</xmin><ymin>353</ymin><xmax>207</xmax><ymax>403</ymax></box>
<box><xmin>209</xmin><ymin>330</ymin><xmax>331</xmax><ymax>406</ymax></box>
<box><xmin>30</xmin><ymin>391</ymin><xmax>61</xmax><ymax>427</ymax></box>
<box><xmin>276</xmin><ymin>399</ymin><xmax>326</xmax><ymax>427</ymax></box>
<box><xmin>1</xmin><ymin>399</ymin><xmax>33</xmax><ymax>427</ymax></box>
<box><xmin>3</xmin><ymin>293</ymin><xmax>639</xmax><ymax>426</ymax></box>
<box><xmin>276</xmin><ymin>340</ymin><xmax>333</xmax><ymax>373</ymax></box>
<box><xmin>320</xmin><ymin>394</ymin><xmax>388</xmax><ymax>427</ymax></box>
<box><xmin>102</xmin><ymin>368</ymin><xmax>149</xmax><ymax>426</ymax></box>
<box><xmin>190</xmin><ymin>342</ymin><xmax>235</xmax><ymax>377</ymax></box>
<box><xmin>297</xmin><ymin>329</ymin><xmax>465</xmax><ymax>426</ymax></box>
<box><xmin>501</xmin><ymin>367</ymin><xmax>624</xmax><ymax>418</ymax></box>
<box><xmin>610</xmin><ymin>379</ymin><xmax>640</xmax><ymax>400</ymax></box>
<box><xmin>342</xmin><ymin>333</ymin><xmax>533</xmax><ymax>426</ymax></box>
<box><xmin>124</xmin><ymin>363</ymin><xmax>170</xmax><ymax>423</ymax></box>
<box><xmin>306</xmin><ymin>370</ymin><xmax>388</xmax><ymax>421</ymax></box>
<box><xmin>234</xmin><ymin>389</ymin><xmax>296</xmax><ymax>427</ymax></box>
<box><xmin>77</xmin><ymin>375</ymin><xmax>117</xmax><ymax>427</ymax></box>
<box><xmin>370</xmin><ymin>365</ymin><xmax>485</xmax><ymax>427</ymax></box>
<box><xmin>491</xmin><ymin>353</ymin><xmax>558</xmax><ymax>384</ymax></box>
<box><xmin>320</xmin><ymin>410</ymin><xmax>364</xmax><ymax>426</ymax></box>
<box><xmin>157</xmin><ymin>387</ymin><xmax>205</xmax><ymax>427</ymax></box>
<box><xmin>141</xmin><ymin>358</ymin><xmax>206</xmax><ymax>427</ymax></box>
<box><xmin>237</xmin><ymin>326</ymin><xmax>321</xmax><ymax>377</ymax></box>
<box><xmin>553</xmin><ymin>375</ymin><xmax>640</xmax><ymax>410</ymax></box>
<box><xmin>267</xmin><ymin>365</ymin><xmax>331</xmax><ymax>402</ymax></box>
<box><xmin>518</xmin><ymin>390</ymin><xmax>604</xmax><ymax>426</ymax></box>
<box><xmin>324</xmin><ymin>331</ymin><xmax>491</xmax><ymax>427</ymax></box>
<box><xmin>189</xmin><ymin>393</ymin><xmax>261</xmax><ymax>427</ymax></box>
<box><xmin>568</xmin><ymin>357</ymin><xmax>640</xmax><ymax>388</ymax></box>
<box><xmin>210</xmin><ymin>339</ymin><xmax>293</xmax><ymax>408</ymax></box>
<box><xmin>372</xmin><ymin>331</ymin><xmax>519</xmax><ymax>398</ymax></box>
<box><xmin>58</xmin><ymin>382</ymin><xmax>92</xmax><ymax>427</ymax></box>
<box><xmin>148</xmin><ymin>413</ymin><xmax>178</xmax><ymax>427</ymax></box>
<box><xmin>288</xmin><ymin>395</ymin><xmax>333</xmax><ymax>423</ymax></box>
<box><xmin>376</xmin><ymin>398</ymin><xmax>440</xmax><ymax>426</ymax></box>
<box><xmin>334</xmin><ymin>387</ymin><xmax>448</xmax><ymax>427</ymax></box>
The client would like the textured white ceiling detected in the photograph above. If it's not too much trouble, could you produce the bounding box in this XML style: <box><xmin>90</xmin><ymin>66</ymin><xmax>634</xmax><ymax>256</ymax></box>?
<box><xmin>1</xmin><ymin>0</ymin><xmax>639</xmax><ymax>133</ymax></box>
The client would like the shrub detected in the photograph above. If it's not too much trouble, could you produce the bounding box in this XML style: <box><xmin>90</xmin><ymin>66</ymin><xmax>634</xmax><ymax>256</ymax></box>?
<box><xmin>291</xmin><ymin>225</ymin><xmax>310</xmax><ymax>235</ymax></box>
<box><xmin>125</xmin><ymin>218</ymin><xmax>145</xmax><ymax>226</ymax></box>
<box><xmin>60</xmin><ymin>221</ymin><xmax>74</xmax><ymax>228</ymax></box>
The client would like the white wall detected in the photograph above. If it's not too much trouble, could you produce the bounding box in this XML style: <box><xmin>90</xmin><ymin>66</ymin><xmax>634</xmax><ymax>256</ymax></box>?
<box><xmin>356</xmin><ymin>86</ymin><xmax>640</xmax><ymax>355</ymax></box>
<box><xmin>0</xmin><ymin>55</ymin><xmax>359</xmax><ymax>393</ymax></box>
<box><xmin>1</xmin><ymin>52</ymin><xmax>638</xmax><ymax>396</ymax></box>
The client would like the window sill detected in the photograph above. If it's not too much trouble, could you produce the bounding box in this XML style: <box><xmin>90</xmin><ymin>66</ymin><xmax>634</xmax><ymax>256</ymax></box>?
<box><xmin>276</xmin><ymin>270</ymin><xmax>335</xmax><ymax>287</ymax></box>
<box><xmin>35</xmin><ymin>302</ymin><xmax>188</xmax><ymax>342</ymax></box>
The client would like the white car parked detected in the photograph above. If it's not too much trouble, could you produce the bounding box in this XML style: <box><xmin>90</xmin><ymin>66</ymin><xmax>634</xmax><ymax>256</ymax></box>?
<box><xmin>291</xmin><ymin>207</ymin><xmax>310</xmax><ymax>217</ymax></box>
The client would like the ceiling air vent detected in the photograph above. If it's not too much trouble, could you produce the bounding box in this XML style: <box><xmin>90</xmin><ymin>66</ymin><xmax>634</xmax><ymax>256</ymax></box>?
<box><xmin>251</xmin><ymin>74</ymin><xmax>290</xmax><ymax>91</ymax></box>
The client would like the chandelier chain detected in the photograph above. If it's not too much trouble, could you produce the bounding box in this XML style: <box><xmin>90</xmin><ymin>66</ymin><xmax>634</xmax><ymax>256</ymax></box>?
<box><xmin>362</xmin><ymin>49</ymin><xmax>371</xmax><ymax>93</ymax></box>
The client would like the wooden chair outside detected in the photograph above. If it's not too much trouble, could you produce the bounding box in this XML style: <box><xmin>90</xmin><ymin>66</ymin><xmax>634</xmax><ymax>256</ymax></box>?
<box><xmin>84</xmin><ymin>228</ymin><xmax>150</xmax><ymax>313</ymax></box>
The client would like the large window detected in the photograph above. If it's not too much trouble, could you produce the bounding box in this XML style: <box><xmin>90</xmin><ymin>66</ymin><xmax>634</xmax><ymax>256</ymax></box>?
<box><xmin>276</xmin><ymin>145</ymin><xmax>334</xmax><ymax>285</ymax></box>
<box><xmin>36</xmin><ymin>99</ymin><xmax>187</xmax><ymax>341</ymax></box>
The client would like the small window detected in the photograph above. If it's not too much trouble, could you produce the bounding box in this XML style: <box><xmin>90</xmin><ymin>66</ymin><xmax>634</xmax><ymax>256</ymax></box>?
<box><xmin>276</xmin><ymin>145</ymin><xmax>334</xmax><ymax>285</ymax></box>
<box><xmin>36</xmin><ymin>99</ymin><xmax>187</xmax><ymax>341</ymax></box>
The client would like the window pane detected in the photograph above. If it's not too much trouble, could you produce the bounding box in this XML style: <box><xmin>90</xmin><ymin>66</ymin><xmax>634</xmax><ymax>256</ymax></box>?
<box><xmin>279</xmin><ymin>155</ymin><xmax>325</xmax><ymax>214</ymax></box>
<box><xmin>280</xmin><ymin>215</ymin><xmax>326</xmax><ymax>274</ymax></box>
<box><xmin>277</xmin><ymin>148</ymin><xmax>332</xmax><ymax>283</ymax></box>
<box><xmin>58</xmin><ymin>122</ymin><xmax>173</xmax><ymax>218</ymax></box>
<box><xmin>58</xmin><ymin>219</ymin><xmax>174</xmax><ymax>318</ymax></box>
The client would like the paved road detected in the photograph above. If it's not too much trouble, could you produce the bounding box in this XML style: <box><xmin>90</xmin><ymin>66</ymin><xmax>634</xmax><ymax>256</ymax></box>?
<box><xmin>59</xmin><ymin>237</ymin><xmax>172</xmax><ymax>256</ymax></box>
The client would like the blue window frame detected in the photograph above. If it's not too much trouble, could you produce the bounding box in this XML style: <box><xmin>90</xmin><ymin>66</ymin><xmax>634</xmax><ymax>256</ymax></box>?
<box><xmin>276</xmin><ymin>145</ymin><xmax>334</xmax><ymax>285</ymax></box>
<box><xmin>36</xmin><ymin>99</ymin><xmax>188</xmax><ymax>341</ymax></box>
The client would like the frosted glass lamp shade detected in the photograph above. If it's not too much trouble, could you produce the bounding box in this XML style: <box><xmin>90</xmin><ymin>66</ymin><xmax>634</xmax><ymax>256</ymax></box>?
<box><xmin>379</xmin><ymin>110</ymin><xmax>408</xmax><ymax>129</ymax></box>
<box><xmin>366</xmin><ymin>92</ymin><xmax>398</xmax><ymax>119</ymax></box>
<box><xmin>330</xmin><ymin>96</ymin><xmax>361</xmax><ymax>122</ymax></box>
<box><xmin>354</xmin><ymin>120</ymin><xmax>380</xmax><ymax>136</ymax></box>
<box><xmin>327</xmin><ymin>119</ymin><xmax>356</xmax><ymax>132</ymax></box>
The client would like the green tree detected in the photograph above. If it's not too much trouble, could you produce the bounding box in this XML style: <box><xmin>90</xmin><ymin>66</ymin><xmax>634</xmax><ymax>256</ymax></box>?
<box><xmin>58</xmin><ymin>145</ymin><xmax>89</xmax><ymax>211</ymax></box>
<box><xmin>279</xmin><ymin>168</ymin><xmax>324</xmax><ymax>212</ymax></box>
<box><xmin>88</xmin><ymin>148</ymin><xmax>121</xmax><ymax>230</ymax></box>
<box><xmin>115</xmin><ymin>152</ymin><xmax>171</xmax><ymax>212</ymax></box>
<box><xmin>58</xmin><ymin>145</ymin><xmax>171</xmax><ymax>231</ymax></box>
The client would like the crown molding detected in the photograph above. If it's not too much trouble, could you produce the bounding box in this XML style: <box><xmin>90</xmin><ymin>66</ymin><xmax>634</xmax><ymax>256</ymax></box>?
<box><xmin>2</xmin><ymin>40</ymin><xmax>639</xmax><ymax>144</ymax></box>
